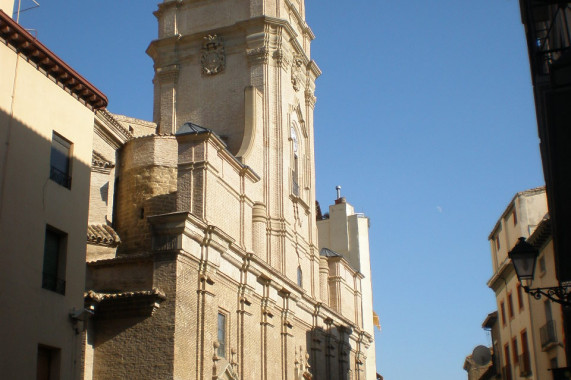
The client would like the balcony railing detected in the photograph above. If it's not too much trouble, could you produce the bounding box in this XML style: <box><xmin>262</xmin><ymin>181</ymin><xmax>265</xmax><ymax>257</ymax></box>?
<box><xmin>519</xmin><ymin>353</ymin><xmax>532</xmax><ymax>376</ymax></box>
<box><xmin>50</xmin><ymin>166</ymin><xmax>71</xmax><ymax>189</ymax></box>
<box><xmin>522</xmin><ymin>1</ymin><xmax>571</xmax><ymax>79</ymax></box>
<box><xmin>42</xmin><ymin>272</ymin><xmax>66</xmax><ymax>295</ymax></box>
<box><xmin>540</xmin><ymin>319</ymin><xmax>558</xmax><ymax>348</ymax></box>
<box><xmin>502</xmin><ymin>365</ymin><xmax>513</xmax><ymax>380</ymax></box>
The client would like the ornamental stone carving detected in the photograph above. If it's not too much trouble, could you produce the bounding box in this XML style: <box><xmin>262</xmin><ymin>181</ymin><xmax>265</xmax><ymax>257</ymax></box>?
<box><xmin>201</xmin><ymin>35</ymin><xmax>225</xmax><ymax>76</ymax></box>
<box><xmin>246</xmin><ymin>46</ymin><xmax>268</xmax><ymax>65</ymax></box>
<box><xmin>305</xmin><ymin>89</ymin><xmax>316</xmax><ymax>108</ymax></box>
<box><xmin>291</xmin><ymin>56</ymin><xmax>304</xmax><ymax>91</ymax></box>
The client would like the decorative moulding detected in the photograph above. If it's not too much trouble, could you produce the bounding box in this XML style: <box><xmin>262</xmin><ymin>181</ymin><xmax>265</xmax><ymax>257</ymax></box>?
<box><xmin>247</xmin><ymin>46</ymin><xmax>269</xmax><ymax>65</ymax></box>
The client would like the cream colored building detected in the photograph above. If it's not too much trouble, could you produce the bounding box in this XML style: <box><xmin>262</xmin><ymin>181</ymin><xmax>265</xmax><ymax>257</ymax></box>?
<box><xmin>80</xmin><ymin>0</ymin><xmax>378</xmax><ymax>379</ymax></box>
<box><xmin>317</xmin><ymin>195</ymin><xmax>377</xmax><ymax>379</ymax></box>
<box><xmin>487</xmin><ymin>187</ymin><xmax>566</xmax><ymax>379</ymax></box>
<box><xmin>0</xmin><ymin>2</ymin><xmax>107</xmax><ymax>379</ymax></box>
<box><xmin>0</xmin><ymin>0</ymin><xmax>378</xmax><ymax>378</ymax></box>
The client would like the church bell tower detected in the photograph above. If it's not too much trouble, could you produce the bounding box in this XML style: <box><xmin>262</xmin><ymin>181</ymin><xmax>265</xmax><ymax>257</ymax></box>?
<box><xmin>147</xmin><ymin>0</ymin><xmax>321</xmax><ymax>274</ymax></box>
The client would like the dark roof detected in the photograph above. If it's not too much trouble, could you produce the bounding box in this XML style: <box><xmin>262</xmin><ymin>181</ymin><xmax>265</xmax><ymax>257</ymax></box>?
<box><xmin>320</xmin><ymin>247</ymin><xmax>343</xmax><ymax>257</ymax></box>
<box><xmin>176</xmin><ymin>122</ymin><xmax>212</xmax><ymax>135</ymax></box>
<box><xmin>482</xmin><ymin>311</ymin><xmax>498</xmax><ymax>329</ymax></box>
<box><xmin>0</xmin><ymin>10</ymin><xmax>107</xmax><ymax>109</ymax></box>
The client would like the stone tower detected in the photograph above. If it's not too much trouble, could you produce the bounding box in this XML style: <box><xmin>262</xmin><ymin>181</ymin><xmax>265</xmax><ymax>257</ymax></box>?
<box><xmin>84</xmin><ymin>1</ymin><xmax>377</xmax><ymax>379</ymax></box>
<box><xmin>147</xmin><ymin>0</ymin><xmax>321</xmax><ymax>281</ymax></box>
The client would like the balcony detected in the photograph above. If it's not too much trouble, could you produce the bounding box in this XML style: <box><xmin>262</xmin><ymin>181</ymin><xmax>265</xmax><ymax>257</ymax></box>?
<box><xmin>522</xmin><ymin>1</ymin><xmax>571</xmax><ymax>81</ymax></box>
<box><xmin>540</xmin><ymin>319</ymin><xmax>558</xmax><ymax>349</ymax></box>
<box><xmin>518</xmin><ymin>353</ymin><xmax>532</xmax><ymax>377</ymax></box>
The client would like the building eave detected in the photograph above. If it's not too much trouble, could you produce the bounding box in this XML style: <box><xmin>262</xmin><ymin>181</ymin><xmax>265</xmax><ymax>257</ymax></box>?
<box><xmin>487</xmin><ymin>257</ymin><xmax>515</xmax><ymax>291</ymax></box>
<box><xmin>0</xmin><ymin>10</ymin><xmax>108</xmax><ymax>110</ymax></box>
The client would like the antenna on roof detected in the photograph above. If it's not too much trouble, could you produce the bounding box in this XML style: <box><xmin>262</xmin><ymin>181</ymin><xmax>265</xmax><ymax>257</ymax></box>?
<box><xmin>15</xmin><ymin>0</ymin><xmax>40</xmax><ymax>23</ymax></box>
<box><xmin>335</xmin><ymin>185</ymin><xmax>341</xmax><ymax>200</ymax></box>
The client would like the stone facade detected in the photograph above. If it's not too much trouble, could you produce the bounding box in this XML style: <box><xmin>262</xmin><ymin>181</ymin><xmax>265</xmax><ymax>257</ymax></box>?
<box><xmin>83</xmin><ymin>0</ymin><xmax>377</xmax><ymax>379</ymax></box>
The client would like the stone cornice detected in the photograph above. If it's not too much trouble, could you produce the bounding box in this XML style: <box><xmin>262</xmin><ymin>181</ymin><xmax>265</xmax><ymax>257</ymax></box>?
<box><xmin>147</xmin><ymin>16</ymin><xmax>313</xmax><ymax>71</ymax></box>
<box><xmin>87</xmin><ymin>252</ymin><xmax>154</xmax><ymax>266</ymax></box>
<box><xmin>95</xmin><ymin>110</ymin><xmax>132</xmax><ymax>148</ymax></box>
<box><xmin>246</xmin><ymin>46</ymin><xmax>269</xmax><ymax>66</ymax></box>
<box><xmin>487</xmin><ymin>257</ymin><xmax>515</xmax><ymax>292</ymax></box>
<box><xmin>284</xmin><ymin>0</ymin><xmax>315</xmax><ymax>40</ymax></box>
<box><xmin>307</xmin><ymin>60</ymin><xmax>322</xmax><ymax>79</ymax></box>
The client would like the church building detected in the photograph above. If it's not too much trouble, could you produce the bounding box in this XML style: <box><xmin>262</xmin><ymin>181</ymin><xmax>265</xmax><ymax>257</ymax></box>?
<box><xmin>0</xmin><ymin>0</ymin><xmax>378</xmax><ymax>379</ymax></box>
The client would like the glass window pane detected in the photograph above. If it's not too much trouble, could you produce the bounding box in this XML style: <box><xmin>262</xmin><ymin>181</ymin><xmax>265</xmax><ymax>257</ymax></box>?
<box><xmin>217</xmin><ymin>313</ymin><xmax>226</xmax><ymax>357</ymax></box>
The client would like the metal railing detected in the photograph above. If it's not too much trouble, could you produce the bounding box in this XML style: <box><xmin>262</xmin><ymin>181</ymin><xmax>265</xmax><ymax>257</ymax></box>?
<box><xmin>42</xmin><ymin>272</ymin><xmax>66</xmax><ymax>294</ymax></box>
<box><xmin>50</xmin><ymin>166</ymin><xmax>71</xmax><ymax>189</ymax></box>
<box><xmin>540</xmin><ymin>319</ymin><xmax>558</xmax><ymax>348</ymax></box>
<box><xmin>523</xmin><ymin>1</ymin><xmax>571</xmax><ymax>78</ymax></box>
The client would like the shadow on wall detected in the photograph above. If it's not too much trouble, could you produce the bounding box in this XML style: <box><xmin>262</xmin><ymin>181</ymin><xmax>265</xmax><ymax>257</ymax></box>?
<box><xmin>306</xmin><ymin>324</ymin><xmax>352</xmax><ymax>380</ymax></box>
<box><xmin>0</xmin><ymin>107</ymin><xmax>93</xmax><ymax>380</ymax></box>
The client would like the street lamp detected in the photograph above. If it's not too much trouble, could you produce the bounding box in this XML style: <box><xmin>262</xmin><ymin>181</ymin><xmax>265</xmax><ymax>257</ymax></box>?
<box><xmin>509</xmin><ymin>237</ymin><xmax>571</xmax><ymax>307</ymax></box>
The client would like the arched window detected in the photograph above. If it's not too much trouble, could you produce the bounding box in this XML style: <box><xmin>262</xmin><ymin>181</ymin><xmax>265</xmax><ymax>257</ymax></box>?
<box><xmin>291</xmin><ymin>124</ymin><xmax>300</xmax><ymax>196</ymax></box>
<box><xmin>297</xmin><ymin>266</ymin><xmax>302</xmax><ymax>287</ymax></box>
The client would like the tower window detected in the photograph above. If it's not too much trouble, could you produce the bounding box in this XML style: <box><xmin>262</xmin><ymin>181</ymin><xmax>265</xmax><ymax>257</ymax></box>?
<box><xmin>217</xmin><ymin>312</ymin><xmax>226</xmax><ymax>358</ymax></box>
<box><xmin>49</xmin><ymin>132</ymin><xmax>72</xmax><ymax>189</ymax></box>
<box><xmin>42</xmin><ymin>226</ymin><xmax>67</xmax><ymax>295</ymax></box>
<box><xmin>291</xmin><ymin>125</ymin><xmax>300</xmax><ymax>196</ymax></box>
<box><xmin>297</xmin><ymin>266</ymin><xmax>302</xmax><ymax>287</ymax></box>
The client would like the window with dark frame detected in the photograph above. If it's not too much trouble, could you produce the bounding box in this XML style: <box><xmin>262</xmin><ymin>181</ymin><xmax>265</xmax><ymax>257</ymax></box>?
<box><xmin>521</xmin><ymin>330</ymin><xmax>531</xmax><ymax>375</ymax></box>
<box><xmin>504</xmin><ymin>343</ymin><xmax>512</xmax><ymax>380</ymax></box>
<box><xmin>217</xmin><ymin>312</ymin><xmax>226</xmax><ymax>358</ymax></box>
<box><xmin>496</xmin><ymin>236</ymin><xmax>501</xmax><ymax>250</ymax></box>
<box><xmin>517</xmin><ymin>284</ymin><xmax>524</xmax><ymax>311</ymax></box>
<box><xmin>512</xmin><ymin>337</ymin><xmax>519</xmax><ymax>364</ymax></box>
<box><xmin>501</xmin><ymin>301</ymin><xmax>507</xmax><ymax>326</ymax></box>
<box><xmin>508</xmin><ymin>293</ymin><xmax>514</xmax><ymax>319</ymax></box>
<box><xmin>550</xmin><ymin>357</ymin><xmax>558</xmax><ymax>369</ymax></box>
<box><xmin>37</xmin><ymin>344</ymin><xmax>60</xmax><ymax>380</ymax></box>
<box><xmin>42</xmin><ymin>226</ymin><xmax>67</xmax><ymax>295</ymax></box>
<box><xmin>49</xmin><ymin>132</ymin><xmax>72</xmax><ymax>189</ymax></box>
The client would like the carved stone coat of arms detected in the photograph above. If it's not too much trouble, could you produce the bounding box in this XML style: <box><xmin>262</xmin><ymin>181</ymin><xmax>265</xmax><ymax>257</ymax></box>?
<box><xmin>201</xmin><ymin>35</ymin><xmax>225</xmax><ymax>75</ymax></box>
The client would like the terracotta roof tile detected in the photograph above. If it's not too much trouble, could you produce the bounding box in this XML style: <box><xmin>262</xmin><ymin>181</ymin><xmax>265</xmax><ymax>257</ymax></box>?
<box><xmin>87</xmin><ymin>224</ymin><xmax>120</xmax><ymax>246</ymax></box>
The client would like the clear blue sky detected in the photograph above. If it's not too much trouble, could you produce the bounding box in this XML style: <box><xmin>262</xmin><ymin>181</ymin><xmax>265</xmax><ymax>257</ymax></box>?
<box><xmin>16</xmin><ymin>0</ymin><xmax>545</xmax><ymax>378</ymax></box>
